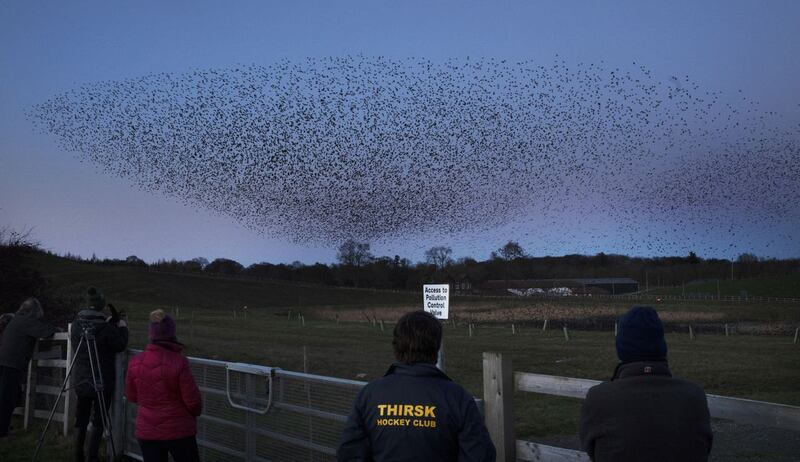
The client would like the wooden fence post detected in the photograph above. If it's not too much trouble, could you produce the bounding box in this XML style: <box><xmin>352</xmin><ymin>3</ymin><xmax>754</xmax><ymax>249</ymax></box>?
<box><xmin>511</xmin><ymin>323</ymin><xmax>516</xmax><ymax>335</ymax></box>
<box><xmin>563</xmin><ymin>325</ymin><xmax>570</xmax><ymax>342</ymax></box>
<box><xmin>689</xmin><ymin>325</ymin><xmax>695</xmax><ymax>340</ymax></box>
<box><xmin>614</xmin><ymin>322</ymin><xmax>618</xmax><ymax>337</ymax></box>
<box><xmin>794</xmin><ymin>327</ymin><xmax>798</xmax><ymax>345</ymax></box>
<box><xmin>482</xmin><ymin>352</ymin><xmax>515</xmax><ymax>462</ymax></box>
<box><xmin>542</xmin><ymin>319</ymin><xmax>548</xmax><ymax>332</ymax></box>
<box><xmin>724</xmin><ymin>323</ymin><xmax>729</xmax><ymax>337</ymax></box>
<box><xmin>23</xmin><ymin>341</ymin><xmax>40</xmax><ymax>430</ymax></box>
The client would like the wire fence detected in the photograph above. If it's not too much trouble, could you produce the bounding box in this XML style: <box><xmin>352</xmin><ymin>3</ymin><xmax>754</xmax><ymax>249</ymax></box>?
<box><xmin>122</xmin><ymin>351</ymin><xmax>365</xmax><ymax>461</ymax></box>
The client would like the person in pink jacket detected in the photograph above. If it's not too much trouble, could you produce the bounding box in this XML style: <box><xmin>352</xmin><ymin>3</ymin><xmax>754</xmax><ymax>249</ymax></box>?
<box><xmin>126</xmin><ymin>309</ymin><xmax>202</xmax><ymax>462</ymax></box>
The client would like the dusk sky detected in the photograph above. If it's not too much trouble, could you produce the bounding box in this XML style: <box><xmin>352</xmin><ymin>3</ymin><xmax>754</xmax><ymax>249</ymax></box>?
<box><xmin>2</xmin><ymin>1</ymin><xmax>799</xmax><ymax>265</ymax></box>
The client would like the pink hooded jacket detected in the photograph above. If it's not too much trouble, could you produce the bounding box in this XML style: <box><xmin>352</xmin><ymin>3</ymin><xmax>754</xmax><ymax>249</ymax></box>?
<box><xmin>125</xmin><ymin>341</ymin><xmax>202</xmax><ymax>440</ymax></box>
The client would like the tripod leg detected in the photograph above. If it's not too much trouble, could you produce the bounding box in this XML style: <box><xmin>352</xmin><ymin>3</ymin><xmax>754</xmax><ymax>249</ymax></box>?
<box><xmin>86</xmin><ymin>337</ymin><xmax>116</xmax><ymax>461</ymax></box>
<box><xmin>31</xmin><ymin>336</ymin><xmax>84</xmax><ymax>462</ymax></box>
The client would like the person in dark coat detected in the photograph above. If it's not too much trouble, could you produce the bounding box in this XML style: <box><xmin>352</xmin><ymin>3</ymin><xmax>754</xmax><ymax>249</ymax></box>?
<box><xmin>579</xmin><ymin>306</ymin><xmax>713</xmax><ymax>462</ymax></box>
<box><xmin>337</xmin><ymin>310</ymin><xmax>495</xmax><ymax>462</ymax></box>
<box><xmin>0</xmin><ymin>313</ymin><xmax>14</xmax><ymax>345</ymax></box>
<box><xmin>0</xmin><ymin>298</ymin><xmax>57</xmax><ymax>438</ymax></box>
<box><xmin>70</xmin><ymin>287</ymin><xmax>129</xmax><ymax>462</ymax></box>
<box><xmin>126</xmin><ymin>309</ymin><xmax>202</xmax><ymax>462</ymax></box>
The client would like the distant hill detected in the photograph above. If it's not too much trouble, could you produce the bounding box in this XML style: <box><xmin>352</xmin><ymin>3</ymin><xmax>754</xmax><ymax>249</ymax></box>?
<box><xmin>19</xmin><ymin>251</ymin><xmax>418</xmax><ymax>320</ymax></box>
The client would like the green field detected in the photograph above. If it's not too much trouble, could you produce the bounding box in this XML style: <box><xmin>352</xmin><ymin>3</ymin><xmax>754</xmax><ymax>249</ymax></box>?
<box><xmin>646</xmin><ymin>273</ymin><xmax>800</xmax><ymax>298</ymax></box>
<box><xmin>1</xmin><ymin>253</ymin><xmax>798</xmax><ymax>461</ymax></box>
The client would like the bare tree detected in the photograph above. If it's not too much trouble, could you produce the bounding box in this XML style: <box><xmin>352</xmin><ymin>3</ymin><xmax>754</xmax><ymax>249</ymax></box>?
<box><xmin>496</xmin><ymin>241</ymin><xmax>525</xmax><ymax>261</ymax></box>
<box><xmin>737</xmin><ymin>253</ymin><xmax>759</xmax><ymax>263</ymax></box>
<box><xmin>425</xmin><ymin>246</ymin><xmax>453</xmax><ymax>271</ymax></box>
<box><xmin>337</xmin><ymin>240</ymin><xmax>374</xmax><ymax>287</ymax></box>
<box><xmin>0</xmin><ymin>225</ymin><xmax>39</xmax><ymax>249</ymax></box>
<box><xmin>337</xmin><ymin>240</ymin><xmax>374</xmax><ymax>267</ymax></box>
<box><xmin>494</xmin><ymin>241</ymin><xmax>524</xmax><ymax>289</ymax></box>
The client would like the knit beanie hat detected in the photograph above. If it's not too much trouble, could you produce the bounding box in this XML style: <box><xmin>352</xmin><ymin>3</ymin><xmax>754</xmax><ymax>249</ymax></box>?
<box><xmin>86</xmin><ymin>287</ymin><xmax>106</xmax><ymax>311</ymax></box>
<box><xmin>616</xmin><ymin>306</ymin><xmax>667</xmax><ymax>362</ymax></box>
<box><xmin>149</xmin><ymin>309</ymin><xmax>177</xmax><ymax>341</ymax></box>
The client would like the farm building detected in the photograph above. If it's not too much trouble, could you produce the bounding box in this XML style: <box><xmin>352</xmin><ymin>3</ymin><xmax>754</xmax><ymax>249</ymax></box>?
<box><xmin>481</xmin><ymin>277</ymin><xmax>640</xmax><ymax>296</ymax></box>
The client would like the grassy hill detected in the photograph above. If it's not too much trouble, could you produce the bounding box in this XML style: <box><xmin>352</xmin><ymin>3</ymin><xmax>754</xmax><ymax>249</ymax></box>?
<box><xmin>20</xmin><ymin>251</ymin><xmax>800</xmax><ymax>329</ymax></box>
<box><xmin>30</xmin><ymin>251</ymin><xmax>419</xmax><ymax>315</ymax></box>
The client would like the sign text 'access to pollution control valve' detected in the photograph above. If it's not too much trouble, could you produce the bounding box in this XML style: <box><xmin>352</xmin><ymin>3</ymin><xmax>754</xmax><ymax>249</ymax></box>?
<box><xmin>422</xmin><ymin>284</ymin><xmax>449</xmax><ymax>320</ymax></box>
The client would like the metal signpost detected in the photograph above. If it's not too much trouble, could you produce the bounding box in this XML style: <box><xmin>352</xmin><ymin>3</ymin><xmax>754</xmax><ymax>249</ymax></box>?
<box><xmin>423</xmin><ymin>284</ymin><xmax>449</xmax><ymax>371</ymax></box>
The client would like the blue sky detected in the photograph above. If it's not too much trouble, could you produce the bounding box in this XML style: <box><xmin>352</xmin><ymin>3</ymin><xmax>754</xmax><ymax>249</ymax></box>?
<box><xmin>1</xmin><ymin>1</ymin><xmax>798</xmax><ymax>265</ymax></box>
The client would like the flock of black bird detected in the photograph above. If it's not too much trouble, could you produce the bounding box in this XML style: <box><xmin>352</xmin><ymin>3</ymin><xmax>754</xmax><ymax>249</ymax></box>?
<box><xmin>29</xmin><ymin>57</ymin><xmax>799</xmax><ymax>256</ymax></box>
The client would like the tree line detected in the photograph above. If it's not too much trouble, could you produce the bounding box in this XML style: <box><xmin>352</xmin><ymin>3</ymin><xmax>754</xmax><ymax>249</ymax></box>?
<box><xmin>61</xmin><ymin>240</ymin><xmax>800</xmax><ymax>292</ymax></box>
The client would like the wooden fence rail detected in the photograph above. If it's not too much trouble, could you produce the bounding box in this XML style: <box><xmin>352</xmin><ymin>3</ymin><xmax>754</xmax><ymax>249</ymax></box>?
<box><xmin>483</xmin><ymin>353</ymin><xmax>800</xmax><ymax>462</ymax></box>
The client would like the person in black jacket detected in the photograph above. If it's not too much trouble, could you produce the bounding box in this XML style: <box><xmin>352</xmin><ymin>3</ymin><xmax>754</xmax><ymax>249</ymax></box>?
<box><xmin>337</xmin><ymin>310</ymin><xmax>495</xmax><ymax>462</ymax></box>
<box><xmin>0</xmin><ymin>298</ymin><xmax>58</xmax><ymax>438</ymax></box>
<box><xmin>579</xmin><ymin>306</ymin><xmax>713</xmax><ymax>462</ymax></box>
<box><xmin>0</xmin><ymin>313</ymin><xmax>14</xmax><ymax>346</ymax></box>
<box><xmin>70</xmin><ymin>287</ymin><xmax>129</xmax><ymax>462</ymax></box>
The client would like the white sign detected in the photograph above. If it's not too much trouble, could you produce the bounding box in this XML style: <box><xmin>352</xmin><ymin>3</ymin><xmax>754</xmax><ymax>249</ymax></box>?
<box><xmin>423</xmin><ymin>284</ymin><xmax>449</xmax><ymax>319</ymax></box>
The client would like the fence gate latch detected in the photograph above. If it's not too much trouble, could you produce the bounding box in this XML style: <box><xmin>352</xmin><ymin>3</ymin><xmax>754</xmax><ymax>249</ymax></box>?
<box><xmin>225</xmin><ymin>363</ymin><xmax>276</xmax><ymax>414</ymax></box>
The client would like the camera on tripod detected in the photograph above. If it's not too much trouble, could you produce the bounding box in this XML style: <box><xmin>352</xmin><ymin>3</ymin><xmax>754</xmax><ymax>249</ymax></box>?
<box><xmin>33</xmin><ymin>293</ymin><xmax>129</xmax><ymax>462</ymax></box>
<box><xmin>78</xmin><ymin>317</ymin><xmax>101</xmax><ymax>337</ymax></box>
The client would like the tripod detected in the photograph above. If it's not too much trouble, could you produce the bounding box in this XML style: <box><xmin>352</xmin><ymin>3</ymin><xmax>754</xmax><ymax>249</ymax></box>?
<box><xmin>32</xmin><ymin>320</ymin><xmax>117</xmax><ymax>462</ymax></box>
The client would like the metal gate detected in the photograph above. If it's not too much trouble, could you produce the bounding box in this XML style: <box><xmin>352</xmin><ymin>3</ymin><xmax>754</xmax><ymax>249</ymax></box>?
<box><xmin>122</xmin><ymin>352</ymin><xmax>365</xmax><ymax>461</ymax></box>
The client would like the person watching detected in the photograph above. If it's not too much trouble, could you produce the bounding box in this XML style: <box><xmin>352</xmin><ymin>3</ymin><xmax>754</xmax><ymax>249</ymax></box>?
<box><xmin>71</xmin><ymin>287</ymin><xmax>129</xmax><ymax>462</ymax></box>
<box><xmin>125</xmin><ymin>309</ymin><xmax>202</xmax><ymax>462</ymax></box>
<box><xmin>337</xmin><ymin>310</ymin><xmax>496</xmax><ymax>462</ymax></box>
<box><xmin>579</xmin><ymin>305</ymin><xmax>713</xmax><ymax>461</ymax></box>
<box><xmin>0</xmin><ymin>298</ymin><xmax>58</xmax><ymax>438</ymax></box>
<box><xmin>0</xmin><ymin>313</ymin><xmax>14</xmax><ymax>346</ymax></box>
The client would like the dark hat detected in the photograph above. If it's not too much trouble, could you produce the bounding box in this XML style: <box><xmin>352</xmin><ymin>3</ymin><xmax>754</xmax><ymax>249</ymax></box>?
<box><xmin>149</xmin><ymin>309</ymin><xmax>177</xmax><ymax>341</ymax></box>
<box><xmin>616</xmin><ymin>306</ymin><xmax>667</xmax><ymax>362</ymax></box>
<box><xmin>86</xmin><ymin>287</ymin><xmax>106</xmax><ymax>311</ymax></box>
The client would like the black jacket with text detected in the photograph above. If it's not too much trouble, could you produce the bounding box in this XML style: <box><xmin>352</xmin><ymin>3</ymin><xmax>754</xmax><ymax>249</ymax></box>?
<box><xmin>337</xmin><ymin>362</ymin><xmax>495</xmax><ymax>462</ymax></box>
<box><xmin>579</xmin><ymin>361</ymin><xmax>713</xmax><ymax>462</ymax></box>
